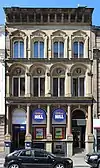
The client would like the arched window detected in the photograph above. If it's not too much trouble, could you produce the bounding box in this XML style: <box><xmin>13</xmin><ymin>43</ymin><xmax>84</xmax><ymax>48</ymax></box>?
<box><xmin>53</xmin><ymin>41</ymin><xmax>64</xmax><ymax>58</ymax></box>
<box><xmin>32</xmin><ymin>67</ymin><xmax>45</xmax><ymax>97</ymax></box>
<box><xmin>52</xmin><ymin>67</ymin><xmax>65</xmax><ymax>96</ymax></box>
<box><xmin>73</xmin><ymin>41</ymin><xmax>84</xmax><ymax>58</ymax></box>
<box><xmin>13</xmin><ymin>41</ymin><xmax>24</xmax><ymax>58</ymax></box>
<box><xmin>72</xmin><ymin>68</ymin><xmax>85</xmax><ymax>96</ymax></box>
<box><xmin>33</xmin><ymin>41</ymin><xmax>44</xmax><ymax>58</ymax></box>
<box><xmin>12</xmin><ymin>67</ymin><xmax>25</xmax><ymax>97</ymax></box>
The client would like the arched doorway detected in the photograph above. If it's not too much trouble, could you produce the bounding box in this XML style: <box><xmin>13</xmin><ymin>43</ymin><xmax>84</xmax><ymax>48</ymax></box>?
<box><xmin>12</xmin><ymin>108</ymin><xmax>26</xmax><ymax>151</ymax></box>
<box><xmin>72</xmin><ymin>109</ymin><xmax>86</xmax><ymax>153</ymax></box>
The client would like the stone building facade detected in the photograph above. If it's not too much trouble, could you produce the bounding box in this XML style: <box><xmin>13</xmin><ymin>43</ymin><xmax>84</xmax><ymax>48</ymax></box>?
<box><xmin>4</xmin><ymin>7</ymin><xmax>94</xmax><ymax>156</ymax></box>
<box><xmin>92</xmin><ymin>26</ymin><xmax>100</xmax><ymax>152</ymax></box>
<box><xmin>0</xmin><ymin>25</ymin><xmax>5</xmax><ymax>151</ymax></box>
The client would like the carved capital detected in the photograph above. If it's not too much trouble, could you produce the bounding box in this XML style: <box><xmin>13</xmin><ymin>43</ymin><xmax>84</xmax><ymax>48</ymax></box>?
<box><xmin>87</xmin><ymin>72</ymin><xmax>93</xmax><ymax>77</ymax></box>
<box><xmin>67</xmin><ymin>72</ymin><xmax>71</xmax><ymax>76</ymax></box>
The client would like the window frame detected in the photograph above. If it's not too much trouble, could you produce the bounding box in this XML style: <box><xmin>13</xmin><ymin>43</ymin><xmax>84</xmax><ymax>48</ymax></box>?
<box><xmin>52</xmin><ymin>77</ymin><xmax>65</xmax><ymax>97</ymax></box>
<box><xmin>53</xmin><ymin>41</ymin><xmax>64</xmax><ymax>58</ymax></box>
<box><xmin>13</xmin><ymin>40</ymin><xmax>24</xmax><ymax>58</ymax></box>
<box><xmin>32</xmin><ymin>76</ymin><xmax>45</xmax><ymax>97</ymax></box>
<box><xmin>33</xmin><ymin>40</ymin><xmax>44</xmax><ymax>58</ymax></box>
<box><xmin>72</xmin><ymin>76</ymin><xmax>85</xmax><ymax>97</ymax></box>
<box><xmin>12</xmin><ymin>76</ymin><xmax>25</xmax><ymax>97</ymax></box>
<box><xmin>73</xmin><ymin>41</ymin><xmax>84</xmax><ymax>58</ymax></box>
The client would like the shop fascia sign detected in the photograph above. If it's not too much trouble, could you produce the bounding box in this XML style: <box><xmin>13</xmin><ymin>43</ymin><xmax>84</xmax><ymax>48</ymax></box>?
<box><xmin>32</xmin><ymin>109</ymin><xmax>46</xmax><ymax>122</ymax></box>
<box><xmin>52</xmin><ymin>108</ymin><xmax>66</xmax><ymax>122</ymax></box>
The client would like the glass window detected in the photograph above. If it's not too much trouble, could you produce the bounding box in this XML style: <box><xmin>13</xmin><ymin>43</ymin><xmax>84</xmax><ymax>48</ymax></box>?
<box><xmin>73</xmin><ymin>77</ymin><xmax>84</xmax><ymax>96</ymax></box>
<box><xmin>53</xmin><ymin>78</ymin><xmax>58</xmax><ymax>96</ymax></box>
<box><xmin>13</xmin><ymin>78</ymin><xmax>18</xmax><ymax>96</ymax></box>
<box><xmin>53</xmin><ymin>78</ymin><xmax>65</xmax><ymax>97</ymax></box>
<box><xmin>20</xmin><ymin>150</ymin><xmax>32</xmax><ymax>157</ymax></box>
<box><xmin>13</xmin><ymin>41</ymin><xmax>24</xmax><ymax>58</ymax></box>
<box><xmin>40</xmin><ymin>78</ymin><xmax>45</xmax><ymax>96</ymax></box>
<box><xmin>33</xmin><ymin>41</ymin><xmax>44</xmax><ymax>58</ymax></box>
<box><xmin>53</xmin><ymin>42</ymin><xmax>64</xmax><ymax>58</ymax></box>
<box><xmin>34</xmin><ymin>150</ymin><xmax>47</xmax><ymax>157</ymax></box>
<box><xmin>13</xmin><ymin>77</ymin><xmax>25</xmax><ymax>97</ymax></box>
<box><xmin>20</xmin><ymin>78</ymin><xmax>25</xmax><ymax>96</ymax></box>
<box><xmin>73</xmin><ymin>41</ymin><xmax>84</xmax><ymax>58</ymax></box>
<box><xmin>33</xmin><ymin>78</ymin><xmax>38</xmax><ymax>96</ymax></box>
<box><xmin>33</xmin><ymin>78</ymin><xmax>45</xmax><ymax>97</ymax></box>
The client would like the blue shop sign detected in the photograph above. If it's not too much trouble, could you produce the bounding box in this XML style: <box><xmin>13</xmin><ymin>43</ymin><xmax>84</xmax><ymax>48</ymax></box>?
<box><xmin>32</xmin><ymin>109</ymin><xmax>46</xmax><ymax>122</ymax></box>
<box><xmin>52</xmin><ymin>109</ymin><xmax>66</xmax><ymax>122</ymax></box>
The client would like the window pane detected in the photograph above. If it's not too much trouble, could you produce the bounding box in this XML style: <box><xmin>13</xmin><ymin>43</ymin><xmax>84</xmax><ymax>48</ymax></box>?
<box><xmin>79</xmin><ymin>42</ymin><xmax>84</xmax><ymax>58</ymax></box>
<box><xmin>34</xmin><ymin>150</ymin><xmax>47</xmax><ymax>157</ymax></box>
<box><xmin>53</xmin><ymin>78</ymin><xmax>58</xmax><ymax>96</ymax></box>
<box><xmin>40</xmin><ymin>42</ymin><xmax>44</xmax><ymax>58</ymax></box>
<box><xmin>34</xmin><ymin>42</ymin><xmax>38</xmax><ymax>58</ymax></box>
<box><xmin>73</xmin><ymin>78</ymin><xmax>78</xmax><ymax>96</ymax></box>
<box><xmin>13</xmin><ymin>78</ymin><xmax>18</xmax><ymax>96</ymax></box>
<box><xmin>20</xmin><ymin>78</ymin><xmax>25</xmax><ymax>96</ymax></box>
<box><xmin>53</xmin><ymin>42</ymin><xmax>58</xmax><ymax>58</ymax></box>
<box><xmin>80</xmin><ymin>78</ymin><xmax>84</xmax><ymax>96</ymax></box>
<box><xmin>33</xmin><ymin>78</ymin><xmax>38</xmax><ymax>96</ymax></box>
<box><xmin>14</xmin><ymin>41</ymin><xmax>18</xmax><ymax>58</ymax></box>
<box><xmin>73</xmin><ymin>42</ymin><xmax>78</xmax><ymax>58</ymax></box>
<box><xmin>60</xmin><ymin>78</ymin><xmax>64</xmax><ymax>96</ymax></box>
<box><xmin>59</xmin><ymin>42</ymin><xmax>64</xmax><ymax>58</ymax></box>
<box><xmin>20</xmin><ymin>41</ymin><xmax>24</xmax><ymax>58</ymax></box>
<box><xmin>40</xmin><ymin>78</ymin><xmax>45</xmax><ymax>96</ymax></box>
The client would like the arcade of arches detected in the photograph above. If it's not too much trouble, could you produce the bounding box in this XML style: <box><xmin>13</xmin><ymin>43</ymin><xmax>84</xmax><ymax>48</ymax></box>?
<box><xmin>5</xmin><ymin>104</ymin><xmax>94</xmax><ymax>156</ymax></box>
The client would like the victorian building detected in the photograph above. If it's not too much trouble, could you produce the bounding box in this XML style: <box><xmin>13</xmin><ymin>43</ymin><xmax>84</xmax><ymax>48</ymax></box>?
<box><xmin>92</xmin><ymin>26</ymin><xmax>100</xmax><ymax>152</ymax></box>
<box><xmin>0</xmin><ymin>25</ymin><xmax>5</xmax><ymax>151</ymax></box>
<box><xmin>4</xmin><ymin>7</ymin><xmax>94</xmax><ymax>156</ymax></box>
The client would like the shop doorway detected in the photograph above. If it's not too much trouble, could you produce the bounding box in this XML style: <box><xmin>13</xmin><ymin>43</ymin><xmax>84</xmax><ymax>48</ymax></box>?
<box><xmin>12</xmin><ymin>108</ymin><xmax>26</xmax><ymax>151</ymax></box>
<box><xmin>72</xmin><ymin>109</ymin><xmax>86</xmax><ymax>154</ymax></box>
<box><xmin>12</xmin><ymin>125</ymin><xmax>25</xmax><ymax>151</ymax></box>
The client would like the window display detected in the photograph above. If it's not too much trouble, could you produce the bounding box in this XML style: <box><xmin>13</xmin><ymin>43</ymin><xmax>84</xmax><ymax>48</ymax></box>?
<box><xmin>55</xmin><ymin>128</ymin><xmax>64</xmax><ymax>139</ymax></box>
<box><xmin>36</xmin><ymin>128</ymin><xmax>43</xmax><ymax>139</ymax></box>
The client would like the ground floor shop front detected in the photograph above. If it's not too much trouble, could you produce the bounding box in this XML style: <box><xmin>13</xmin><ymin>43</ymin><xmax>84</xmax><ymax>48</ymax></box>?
<box><xmin>5</xmin><ymin>103</ymin><xmax>94</xmax><ymax>156</ymax></box>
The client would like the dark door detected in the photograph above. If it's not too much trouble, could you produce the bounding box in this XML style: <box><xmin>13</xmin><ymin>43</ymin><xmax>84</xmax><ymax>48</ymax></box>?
<box><xmin>31</xmin><ymin>149</ymin><xmax>54</xmax><ymax>168</ymax></box>
<box><xmin>72</xmin><ymin>128</ymin><xmax>81</xmax><ymax>148</ymax></box>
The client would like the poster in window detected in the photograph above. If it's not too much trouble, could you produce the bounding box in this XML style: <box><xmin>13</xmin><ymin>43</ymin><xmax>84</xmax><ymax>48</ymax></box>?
<box><xmin>55</xmin><ymin>128</ymin><xmax>63</xmax><ymax>139</ymax></box>
<box><xmin>36</xmin><ymin>128</ymin><xmax>43</xmax><ymax>139</ymax></box>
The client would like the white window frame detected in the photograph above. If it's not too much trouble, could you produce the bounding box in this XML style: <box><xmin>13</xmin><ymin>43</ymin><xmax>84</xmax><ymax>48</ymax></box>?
<box><xmin>12</xmin><ymin>76</ymin><xmax>25</xmax><ymax>97</ymax></box>
<box><xmin>32</xmin><ymin>76</ymin><xmax>45</xmax><ymax>97</ymax></box>
<box><xmin>73</xmin><ymin>41</ymin><xmax>84</xmax><ymax>58</ymax></box>
<box><xmin>13</xmin><ymin>40</ymin><xmax>24</xmax><ymax>58</ymax></box>
<box><xmin>52</xmin><ymin>77</ymin><xmax>65</xmax><ymax>97</ymax></box>
<box><xmin>53</xmin><ymin>41</ymin><xmax>64</xmax><ymax>58</ymax></box>
<box><xmin>33</xmin><ymin>40</ymin><xmax>44</xmax><ymax>58</ymax></box>
<box><xmin>72</xmin><ymin>76</ymin><xmax>85</xmax><ymax>97</ymax></box>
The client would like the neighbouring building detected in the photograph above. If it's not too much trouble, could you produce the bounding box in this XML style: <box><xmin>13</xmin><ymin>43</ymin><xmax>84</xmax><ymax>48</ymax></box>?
<box><xmin>0</xmin><ymin>25</ymin><xmax>5</xmax><ymax>151</ymax></box>
<box><xmin>92</xmin><ymin>26</ymin><xmax>100</xmax><ymax>152</ymax></box>
<box><xmin>4</xmin><ymin>7</ymin><xmax>95</xmax><ymax>156</ymax></box>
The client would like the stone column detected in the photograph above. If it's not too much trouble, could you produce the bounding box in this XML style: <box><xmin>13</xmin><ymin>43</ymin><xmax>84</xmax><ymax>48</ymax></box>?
<box><xmin>66</xmin><ymin>105</ymin><xmax>73</xmax><ymax>157</ymax></box>
<box><xmin>64</xmin><ymin>36</ymin><xmax>68</xmax><ymax>58</ymax></box>
<box><xmin>84</xmin><ymin>36</ymin><xmax>89</xmax><ymax>58</ymax></box>
<box><xmin>46</xmin><ymin>105</ymin><xmax>52</xmax><ymax>153</ymax></box>
<box><xmin>24</xmin><ymin>36</ymin><xmax>27</xmax><ymax>58</ymax></box>
<box><xmin>85</xmin><ymin>105</ymin><xmax>94</xmax><ymax>153</ymax></box>
<box><xmin>28</xmin><ymin>36</ymin><xmax>31</xmax><ymax>59</ymax></box>
<box><xmin>6</xmin><ymin>74</ymin><xmax>10</xmax><ymax>97</ymax></box>
<box><xmin>44</xmin><ymin>36</ymin><xmax>47</xmax><ymax>58</ymax></box>
<box><xmin>5</xmin><ymin>105</ymin><xmax>11</xmax><ymax>154</ymax></box>
<box><xmin>69</xmin><ymin>36</ymin><xmax>72</xmax><ymax>59</ymax></box>
<box><xmin>48</xmin><ymin>36</ymin><xmax>52</xmax><ymax>59</ymax></box>
<box><xmin>25</xmin><ymin>73</ymin><xmax>31</xmax><ymax>97</ymax></box>
<box><xmin>65</xmin><ymin>73</ymin><xmax>71</xmax><ymax>97</ymax></box>
<box><xmin>25</xmin><ymin>104</ymin><xmax>32</xmax><ymax>149</ymax></box>
<box><xmin>85</xmin><ymin>72</ymin><xmax>92</xmax><ymax>97</ymax></box>
<box><xmin>45</xmin><ymin>71</ymin><xmax>51</xmax><ymax>97</ymax></box>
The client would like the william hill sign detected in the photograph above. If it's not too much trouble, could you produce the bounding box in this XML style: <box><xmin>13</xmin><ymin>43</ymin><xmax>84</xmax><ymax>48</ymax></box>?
<box><xmin>32</xmin><ymin>109</ymin><xmax>46</xmax><ymax>122</ymax></box>
<box><xmin>52</xmin><ymin>109</ymin><xmax>66</xmax><ymax>122</ymax></box>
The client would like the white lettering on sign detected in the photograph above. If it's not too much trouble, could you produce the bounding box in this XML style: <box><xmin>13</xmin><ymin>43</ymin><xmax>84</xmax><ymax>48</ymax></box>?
<box><xmin>34</xmin><ymin>115</ymin><xmax>43</xmax><ymax>119</ymax></box>
<box><xmin>55</xmin><ymin>114</ymin><xmax>64</xmax><ymax>119</ymax></box>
